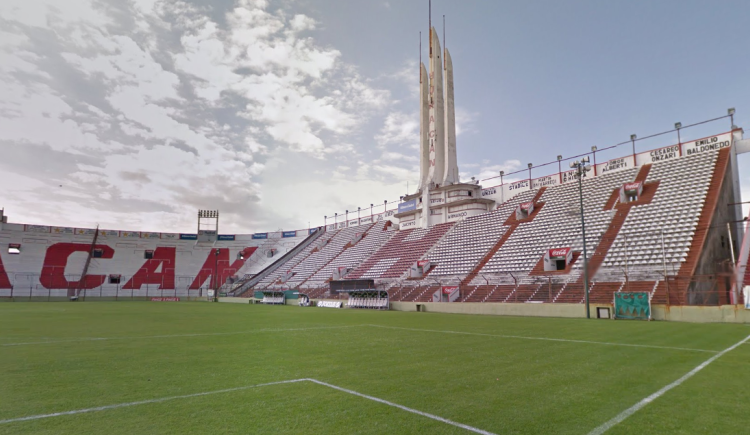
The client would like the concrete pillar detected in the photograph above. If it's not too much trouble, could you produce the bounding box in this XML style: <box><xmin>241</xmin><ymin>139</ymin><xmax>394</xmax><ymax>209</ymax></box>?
<box><xmin>442</xmin><ymin>48</ymin><xmax>459</xmax><ymax>185</ymax></box>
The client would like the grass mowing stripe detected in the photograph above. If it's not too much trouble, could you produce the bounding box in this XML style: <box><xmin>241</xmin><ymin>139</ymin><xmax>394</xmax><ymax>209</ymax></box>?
<box><xmin>0</xmin><ymin>325</ymin><xmax>360</xmax><ymax>347</ymax></box>
<box><xmin>367</xmin><ymin>324</ymin><xmax>719</xmax><ymax>353</ymax></box>
<box><xmin>587</xmin><ymin>332</ymin><xmax>750</xmax><ymax>435</ymax></box>
<box><xmin>0</xmin><ymin>379</ymin><xmax>308</xmax><ymax>425</ymax></box>
<box><xmin>1</xmin><ymin>378</ymin><xmax>497</xmax><ymax>434</ymax></box>
<box><xmin>308</xmin><ymin>379</ymin><xmax>498</xmax><ymax>435</ymax></box>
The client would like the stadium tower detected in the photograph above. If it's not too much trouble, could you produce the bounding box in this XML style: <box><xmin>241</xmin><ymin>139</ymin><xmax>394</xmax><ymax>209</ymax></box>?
<box><xmin>395</xmin><ymin>23</ymin><xmax>493</xmax><ymax>230</ymax></box>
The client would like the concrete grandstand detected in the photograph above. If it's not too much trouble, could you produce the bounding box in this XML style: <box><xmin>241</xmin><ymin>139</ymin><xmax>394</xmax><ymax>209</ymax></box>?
<box><xmin>1</xmin><ymin>30</ymin><xmax>750</xmax><ymax>315</ymax></box>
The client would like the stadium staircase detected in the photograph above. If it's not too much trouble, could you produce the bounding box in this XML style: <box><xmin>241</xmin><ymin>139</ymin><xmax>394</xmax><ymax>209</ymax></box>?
<box><xmin>554</xmin><ymin>165</ymin><xmax>652</xmax><ymax>303</ymax></box>
<box><xmin>459</xmin><ymin>187</ymin><xmax>548</xmax><ymax>291</ymax></box>
<box><xmin>347</xmin><ymin>222</ymin><xmax>454</xmax><ymax>280</ymax></box>
<box><xmin>235</xmin><ymin>229</ymin><xmax>324</xmax><ymax>296</ymax></box>
<box><xmin>75</xmin><ymin>225</ymin><xmax>100</xmax><ymax>297</ymax></box>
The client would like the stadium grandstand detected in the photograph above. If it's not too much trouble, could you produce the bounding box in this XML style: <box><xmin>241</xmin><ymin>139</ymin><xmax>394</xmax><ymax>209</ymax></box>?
<box><xmin>1</xmin><ymin>28</ymin><xmax>749</xmax><ymax>321</ymax></box>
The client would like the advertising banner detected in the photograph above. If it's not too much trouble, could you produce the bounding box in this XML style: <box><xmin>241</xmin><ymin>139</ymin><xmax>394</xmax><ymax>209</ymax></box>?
<box><xmin>180</xmin><ymin>234</ymin><xmax>198</xmax><ymax>240</ymax></box>
<box><xmin>252</xmin><ymin>233</ymin><xmax>268</xmax><ymax>240</ymax></box>
<box><xmin>309</xmin><ymin>228</ymin><xmax>318</xmax><ymax>235</ymax></box>
<box><xmin>119</xmin><ymin>231</ymin><xmax>140</xmax><ymax>238</ymax></box>
<box><xmin>442</xmin><ymin>286</ymin><xmax>459</xmax><ymax>295</ymax></box>
<box><xmin>348</xmin><ymin>219</ymin><xmax>358</xmax><ymax>227</ymax></box>
<box><xmin>25</xmin><ymin>225</ymin><xmax>50</xmax><ymax>233</ymax></box>
<box><xmin>217</xmin><ymin>235</ymin><xmax>236</xmax><ymax>241</ymax></box>
<box><xmin>76</xmin><ymin>228</ymin><xmax>97</xmax><ymax>236</ymax></box>
<box><xmin>98</xmin><ymin>229</ymin><xmax>119</xmax><ymax>237</ymax></box>
<box><xmin>161</xmin><ymin>233</ymin><xmax>178</xmax><ymax>239</ymax></box>
<box><xmin>140</xmin><ymin>232</ymin><xmax>161</xmax><ymax>239</ymax></box>
<box><xmin>397</xmin><ymin>199</ymin><xmax>417</xmax><ymax>213</ymax></box>
<box><xmin>51</xmin><ymin>226</ymin><xmax>75</xmax><ymax>235</ymax></box>
<box><xmin>282</xmin><ymin>231</ymin><xmax>297</xmax><ymax>238</ymax></box>
<box><xmin>151</xmin><ymin>297</ymin><xmax>180</xmax><ymax>302</ymax></box>
<box><xmin>548</xmin><ymin>247</ymin><xmax>571</xmax><ymax>260</ymax></box>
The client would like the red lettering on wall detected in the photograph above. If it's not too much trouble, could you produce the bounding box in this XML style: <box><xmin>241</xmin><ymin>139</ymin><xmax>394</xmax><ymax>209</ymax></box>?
<box><xmin>189</xmin><ymin>247</ymin><xmax>257</xmax><ymax>290</ymax></box>
<box><xmin>0</xmin><ymin>254</ymin><xmax>11</xmax><ymax>289</ymax></box>
<box><xmin>40</xmin><ymin>243</ymin><xmax>114</xmax><ymax>294</ymax></box>
<box><xmin>123</xmin><ymin>247</ymin><xmax>176</xmax><ymax>290</ymax></box>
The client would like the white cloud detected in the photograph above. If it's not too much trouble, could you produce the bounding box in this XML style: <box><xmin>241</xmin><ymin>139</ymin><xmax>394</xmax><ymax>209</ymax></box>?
<box><xmin>0</xmin><ymin>0</ymin><xmax>396</xmax><ymax>232</ymax></box>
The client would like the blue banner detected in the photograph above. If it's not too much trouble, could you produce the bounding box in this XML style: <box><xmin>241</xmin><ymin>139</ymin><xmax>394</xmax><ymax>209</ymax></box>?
<box><xmin>398</xmin><ymin>199</ymin><xmax>417</xmax><ymax>213</ymax></box>
<box><xmin>179</xmin><ymin>234</ymin><xmax>198</xmax><ymax>240</ymax></box>
<box><xmin>217</xmin><ymin>235</ymin><xmax>235</xmax><ymax>241</ymax></box>
<box><xmin>309</xmin><ymin>228</ymin><xmax>318</xmax><ymax>234</ymax></box>
<box><xmin>282</xmin><ymin>231</ymin><xmax>297</xmax><ymax>238</ymax></box>
<box><xmin>252</xmin><ymin>233</ymin><xmax>268</xmax><ymax>239</ymax></box>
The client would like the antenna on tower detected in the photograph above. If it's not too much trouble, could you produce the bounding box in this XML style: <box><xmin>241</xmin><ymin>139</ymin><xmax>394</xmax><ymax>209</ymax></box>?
<box><xmin>428</xmin><ymin>0</ymin><xmax>432</xmax><ymax>56</ymax></box>
<box><xmin>443</xmin><ymin>14</ymin><xmax>446</xmax><ymax>69</ymax></box>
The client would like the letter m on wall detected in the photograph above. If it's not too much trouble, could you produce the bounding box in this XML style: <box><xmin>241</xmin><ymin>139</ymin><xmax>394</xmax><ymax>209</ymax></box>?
<box><xmin>189</xmin><ymin>247</ymin><xmax>256</xmax><ymax>290</ymax></box>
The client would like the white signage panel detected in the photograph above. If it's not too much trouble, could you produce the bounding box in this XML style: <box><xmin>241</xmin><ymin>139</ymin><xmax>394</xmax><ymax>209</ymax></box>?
<box><xmin>681</xmin><ymin>132</ymin><xmax>732</xmax><ymax>156</ymax></box>
<box><xmin>636</xmin><ymin>144</ymin><xmax>680</xmax><ymax>165</ymax></box>
<box><xmin>596</xmin><ymin>156</ymin><xmax>634</xmax><ymax>176</ymax></box>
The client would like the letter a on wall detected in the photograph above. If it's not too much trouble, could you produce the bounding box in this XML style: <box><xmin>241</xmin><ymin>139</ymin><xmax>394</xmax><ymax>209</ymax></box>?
<box><xmin>123</xmin><ymin>247</ymin><xmax>177</xmax><ymax>290</ymax></box>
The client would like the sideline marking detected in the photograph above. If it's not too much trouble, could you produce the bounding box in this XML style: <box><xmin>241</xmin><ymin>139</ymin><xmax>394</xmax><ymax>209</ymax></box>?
<box><xmin>1</xmin><ymin>325</ymin><xmax>359</xmax><ymax>347</ymax></box>
<box><xmin>0</xmin><ymin>378</ymin><xmax>497</xmax><ymax>434</ymax></box>
<box><xmin>367</xmin><ymin>324</ymin><xmax>719</xmax><ymax>354</ymax></box>
<box><xmin>587</xmin><ymin>332</ymin><xmax>750</xmax><ymax>435</ymax></box>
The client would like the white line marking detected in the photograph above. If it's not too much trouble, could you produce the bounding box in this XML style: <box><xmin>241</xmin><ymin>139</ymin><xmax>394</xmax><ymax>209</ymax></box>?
<box><xmin>307</xmin><ymin>379</ymin><xmax>497</xmax><ymax>435</ymax></box>
<box><xmin>1</xmin><ymin>325</ymin><xmax>358</xmax><ymax>347</ymax></box>
<box><xmin>0</xmin><ymin>378</ymin><xmax>497</xmax><ymax>434</ymax></box>
<box><xmin>367</xmin><ymin>324</ymin><xmax>719</xmax><ymax>353</ymax></box>
<box><xmin>0</xmin><ymin>379</ymin><xmax>307</xmax><ymax>425</ymax></box>
<box><xmin>587</xmin><ymin>332</ymin><xmax>750</xmax><ymax>435</ymax></box>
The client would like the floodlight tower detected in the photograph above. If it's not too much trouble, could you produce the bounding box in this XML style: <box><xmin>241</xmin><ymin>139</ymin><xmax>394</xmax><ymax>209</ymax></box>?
<box><xmin>570</xmin><ymin>158</ymin><xmax>592</xmax><ymax>318</ymax></box>
<box><xmin>197</xmin><ymin>210</ymin><xmax>219</xmax><ymax>243</ymax></box>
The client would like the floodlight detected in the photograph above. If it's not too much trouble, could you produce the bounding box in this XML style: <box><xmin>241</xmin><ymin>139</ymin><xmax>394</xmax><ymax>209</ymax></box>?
<box><xmin>527</xmin><ymin>163</ymin><xmax>533</xmax><ymax>169</ymax></box>
<box><xmin>499</xmin><ymin>171</ymin><xmax>504</xmax><ymax>176</ymax></box>
<box><xmin>591</xmin><ymin>146</ymin><xmax>597</xmax><ymax>152</ymax></box>
<box><xmin>728</xmin><ymin>108</ymin><xmax>735</xmax><ymax>116</ymax></box>
<box><xmin>630</xmin><ymin>134</ymin><xmax>637</xmax><ymax>141</ymax></box>
<box><xmin>674</xmin><ymin>122</ymin><xmax>682</xmax><ymax>129</ymax></box>
<box><xmin>582</xmin><ymin>156</ymin><xmax>590</xmax><ymax>163</ymax></box>
<box><xmin>569</xmin><ymin>161</ymin><xmax>578</xmax><ymax>168</ymax></box>
<box><xmin>557</xmin><ymin>155</ymin><xmax>562</xmax><ymax>161</ymax></box>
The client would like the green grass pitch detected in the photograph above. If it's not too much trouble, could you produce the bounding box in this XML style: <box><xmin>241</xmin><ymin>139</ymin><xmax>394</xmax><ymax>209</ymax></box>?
<box><xmin>1</xmin><ymin>302</ymin><xmax>749</xmax><ymax>434</ymax></box>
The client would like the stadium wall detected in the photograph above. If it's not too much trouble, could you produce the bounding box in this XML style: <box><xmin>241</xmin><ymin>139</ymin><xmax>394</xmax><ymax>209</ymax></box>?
<box><xmin>0</xmin><ymin>223</ymin><xmax>311</xmax><ymax>298</ymax></box>
<box><xmin>691</xmin><ymin>149</ymin><xmax>739</xmax><ymax>302</ymax></box>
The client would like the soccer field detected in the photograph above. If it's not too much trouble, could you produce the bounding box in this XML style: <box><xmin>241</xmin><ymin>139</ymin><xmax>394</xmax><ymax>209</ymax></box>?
<box><xmin>1</xmin><ymin>302</ymin><xmax>748</xmax><ymax>434</ymax></box>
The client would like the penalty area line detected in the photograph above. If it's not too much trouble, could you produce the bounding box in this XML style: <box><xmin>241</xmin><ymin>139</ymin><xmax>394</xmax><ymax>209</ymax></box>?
<box><xmin>367</xmin><ymin>324</ymin><xmax>719</xmax><ymax>354</ymax></box>
<box><xmin>587</xmin><ymin>332</ymin><xmax>750</xmax><ymax>435</ymax></box>
<box><xmin>0</xmin><ymin>379</ymin><xmax>307</xmax><ymax>425</ymax></box>
<box><xmin>0</xmin><ymin>378</ymin><xmax>497</xmax><ymax>434</ymax></box>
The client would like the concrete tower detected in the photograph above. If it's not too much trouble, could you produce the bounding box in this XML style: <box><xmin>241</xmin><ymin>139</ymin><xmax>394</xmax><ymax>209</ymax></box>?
<box><xmin>427</xmin><ymin>27</ymin><xmax>445</xmax><ymax>187</ymax></box>
<box><xmin>442</xmin><ymin>48</ymin><xmax>459</xmax><ymax>184</ymax></box>
<box><xmin>418</xmin><ymin>63</ymin><xmax>429</xmax><ymax>189</ymax></box>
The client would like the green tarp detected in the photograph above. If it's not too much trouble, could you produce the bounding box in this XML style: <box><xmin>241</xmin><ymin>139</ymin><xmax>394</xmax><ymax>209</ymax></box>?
<box><xmin>614</xmin><ymin>292</ymin><xmax>650</xmax><ymax>320</ymax></box>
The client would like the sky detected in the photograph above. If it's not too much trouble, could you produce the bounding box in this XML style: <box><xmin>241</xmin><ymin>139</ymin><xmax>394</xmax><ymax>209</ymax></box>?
<box><xmin>1</xmin><ymin>0</ymin><xmax>749</xmax><ymax>233</ymax></box>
